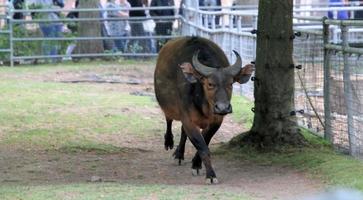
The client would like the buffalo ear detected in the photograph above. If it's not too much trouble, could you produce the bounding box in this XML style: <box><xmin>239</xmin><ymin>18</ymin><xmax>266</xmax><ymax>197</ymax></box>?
<box><xmin>180</xmin><ymin>62</ymin><xmax>201</xmax><ymax>83</ymax></box>
<box><xmin>234</xmin><ymin>64</ymin><xmax>255</xmax><ymax>84</ymax></box>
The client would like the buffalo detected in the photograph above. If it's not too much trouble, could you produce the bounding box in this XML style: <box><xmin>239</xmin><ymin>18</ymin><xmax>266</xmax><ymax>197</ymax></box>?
<box><xmin>154</xmin><ymin>36</ymin><xmax>254</xmax><ymax>184</ymax></box>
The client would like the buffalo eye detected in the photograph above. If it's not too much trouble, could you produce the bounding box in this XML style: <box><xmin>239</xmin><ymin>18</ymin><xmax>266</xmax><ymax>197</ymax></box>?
<box><xmin>208</xmin><ymin>83</ymin><xmax>216</xmax><ymax>89</ymax></box>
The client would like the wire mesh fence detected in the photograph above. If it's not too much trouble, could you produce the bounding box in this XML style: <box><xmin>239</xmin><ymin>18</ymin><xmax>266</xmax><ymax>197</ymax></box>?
<box><xmin>328</xmin><ymin>51</ymin><xmax>363</xmax><ymax>156</ymax></box>
<box><xmin>293</xmin><ymin>30</ymin><xmax>325</xmax><ymax>136</ymax></box>
<box><xmin>293</xmin><ymin>18</ymin><xmax>363</xmax><ymax>158</ymax></box>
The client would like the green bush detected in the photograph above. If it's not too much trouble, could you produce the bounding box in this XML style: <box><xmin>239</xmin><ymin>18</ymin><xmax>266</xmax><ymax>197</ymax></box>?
<box><xmin>0</xmin><ymin>24</ymin><xmax>76</xmax><ymax>63</ymax></box>
<box><xmin>0</xmin><ymin>27</ymin><xmax>10</xmax><ymax>62</ymax></box>
<box><xmin>13</xmin><ymin>25</ymin><xmax>42</xmax><ymax>57</ymax></box>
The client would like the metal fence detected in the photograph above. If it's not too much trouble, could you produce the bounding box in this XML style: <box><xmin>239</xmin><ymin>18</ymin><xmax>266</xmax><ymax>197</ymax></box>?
<box><xmin>0</xmin><ymin>5</ymin><xmax>180</xmax><ymax>65</ymax></box>
<box><xmin>180</xmin><ymin>5</ymin><xmax>363</xmax><ymax>158</ymax></box>
<box><xmin>292</xmin><ymin>16</ymin><xmax>363</xmax><ymax>158</ymax></box>
<box><xmin>0</xmin><ymin>3</ymin><xmax>11</xmax><ymax>59</ymax></box>
<box><xmin>1</xmin><ymin>3</ymin><xmax>363</xmax><ymax>158</ymax></box>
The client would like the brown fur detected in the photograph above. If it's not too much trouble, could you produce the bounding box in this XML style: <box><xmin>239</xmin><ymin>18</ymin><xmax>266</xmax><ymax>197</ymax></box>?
<box><xmin>154</xmin><ymin>36</ymin><xmax>253</xmax><ymax>182</ymax></box>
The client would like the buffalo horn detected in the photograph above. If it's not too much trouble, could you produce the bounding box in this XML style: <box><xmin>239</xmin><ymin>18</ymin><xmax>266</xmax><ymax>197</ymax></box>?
<box><xmin>192</xmin><ymin>50</ymin><xmax>217</xmax><ymax>76</ymax></box>
<box><xmin>224</xmin><ymin>50</ymin><xmax>242</xmax><ymax>76</ymax></box>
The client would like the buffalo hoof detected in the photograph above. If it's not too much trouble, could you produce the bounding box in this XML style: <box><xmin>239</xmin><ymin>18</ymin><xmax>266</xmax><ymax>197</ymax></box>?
<box><xmin>164</xmin><ymin>134</ymin><xmax>174</xmax><ymax>150</ymax></box>
<box><xmin>205</xmin><ymin>178</ymin><xmax>219</xmax><ymax>185</ymax></box>
<box><xmin>174</xmin><ymin>157</ymin><xmax>183</xmax><ymax>165</ymax></box>
<box><xmin>173</xmin><ymin>147</ymin><xmax>184</xmax><ymax>165</ymax></box>
<box><xmin>192</xmin><ymin>169</ymin><xmax>202</xmax><ymax>176</ymax></box>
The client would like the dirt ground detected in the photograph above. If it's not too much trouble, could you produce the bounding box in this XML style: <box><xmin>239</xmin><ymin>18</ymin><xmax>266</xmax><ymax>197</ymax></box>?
<box><xmin>0</xmin><ymin>63</ymin><xmax>324</xmax><ymax>200</ymax></box>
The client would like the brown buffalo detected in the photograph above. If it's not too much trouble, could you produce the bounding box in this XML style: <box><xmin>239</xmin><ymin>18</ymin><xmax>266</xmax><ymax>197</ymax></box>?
<box><xmin>154</xmin><ymin>36</ymin><xmax>254</xmax><ymax>184</ymax></box>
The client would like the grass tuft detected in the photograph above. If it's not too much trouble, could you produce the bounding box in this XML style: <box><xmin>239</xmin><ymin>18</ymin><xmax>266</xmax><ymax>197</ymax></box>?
<box><xmin>58</xmin><ymin>141</ymin><xmax>125</xmax><ymax>154</ymax></box>
<box><xmin>231</xmin><ymin>95</ymin><xmax>254</xmax><ymax>129</ymax></box>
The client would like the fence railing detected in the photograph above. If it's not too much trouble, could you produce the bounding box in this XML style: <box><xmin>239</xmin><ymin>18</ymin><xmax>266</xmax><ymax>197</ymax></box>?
<box><xmin>1</xmin><ymin>4</ymin><xmax>363</xmax><ymax>65</ymax></box>
<box><xmin>0</xmin><ymin>3</ymin><xmax>11</xmax><ymax>60</ymax></box>
<box><xmin>0</xmin><ymin>5</ymin><xmax>181</xmax><ymax>66</ymax></box>
<box><xmin>324</xmin><ymin>19</ymin><xmax>363</xmax><ymax>157</ymax></box>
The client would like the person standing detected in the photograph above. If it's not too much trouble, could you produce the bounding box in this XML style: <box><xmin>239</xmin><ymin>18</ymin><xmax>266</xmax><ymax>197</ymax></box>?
<box><xmin>349</xmin><ymin>0</ymin><xmax>363</xmax><ymax>19</ymax></box>
<box><xmin>66</xmin><ymin>0</ymin><xmax>79</xmax><ymax>33</ymax></box>
<box><xmin>328</xmin><ymin>0</ymin><xmax>349</xmax><ymax>19</ymax></box>
<box><xmin>199</xmin><ymin>0</ymin><xmax>221</xmax><ymax>27</ymax></box>
<box><xmin>150</xmin><ymin>0</ymin><xmax>175</xmax><ymax>52</ymax></box>
<box><xmin>10</xmin><ymin>0</ymin><xmax>25</xmax><ymax>20</ymax></box>
<box><xmin>105</xmin><ymin>0</ymin><xmax>131</xmax><ymax>52</ymax></box>
<box><xmin>128</xmin><ymin>0</ymin><xmax>151</xmax><ymax>53</ymax></box>
<box><xmin>28</xmin><ymin>0</ymin><xmax>65</xmax><ymax>61</ymax></box>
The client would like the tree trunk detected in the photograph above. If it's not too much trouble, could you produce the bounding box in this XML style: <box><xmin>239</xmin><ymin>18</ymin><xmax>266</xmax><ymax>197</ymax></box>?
<box><xmin>74</xmin><ymin>0</ymin><xmax>104</xmax><ymax>55</ymax></box>
<box><xmin>238</xmin><ymin>0</ymin><xmax>305</xmax><ymax>147</ymax></box>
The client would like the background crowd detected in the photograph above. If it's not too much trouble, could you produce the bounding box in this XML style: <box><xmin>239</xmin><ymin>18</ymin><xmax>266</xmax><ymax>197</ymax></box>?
<box><xmin>5</xmin><ymin>0</ymin><xmax>363</xmax><ymax>61</ymax></box>
<box><xmin>7</xmin><ymin>0</ymin><xmax>178</xmax><ymax>60</ymax></box>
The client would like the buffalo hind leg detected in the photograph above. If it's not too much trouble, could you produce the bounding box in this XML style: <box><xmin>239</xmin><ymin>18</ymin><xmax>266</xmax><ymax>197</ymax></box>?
<box><xmin>192</xmin><ymin>123</ymin><xmax>221</xmax><ymax>179</ymax></box>
<box><xmin>183</xmin><ymin>121</ymin><xmax>218</xmax><ymax>184</ymax></box>
<box><xmin>164</xmin><ymin>118</ymin><xmax>174</xmax><ymax>150</ymax></box>
<box><xmin>173</xmin><ymin>125</ymin><xmax>187</xmax><ymax>165</ymax></box>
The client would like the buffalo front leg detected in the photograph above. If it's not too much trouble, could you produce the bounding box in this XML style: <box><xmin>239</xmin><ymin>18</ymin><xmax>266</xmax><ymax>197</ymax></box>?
<box><xmin>173</xmin><ymin>125</ymin><xmax>187</xmax><ymax>165</ymax></box>
<box><xmin>164</xmin><ymin>118</ymin><xmax>174</xmax><ymax>150</ymax></box>
<box><xmin>182</xmin><ymin>120</ymin><xmax>218</xmax><ymax>184</ymax></box>
<box><xmin>192</xmin><ymin>122</ymin><xmax>222</xmax><ymax>174</ymax></box>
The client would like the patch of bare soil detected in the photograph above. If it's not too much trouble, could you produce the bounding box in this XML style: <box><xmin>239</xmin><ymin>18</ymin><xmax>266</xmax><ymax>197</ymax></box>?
<box><xmin>0</xmin><ymin>65</ymin><xmax>324</xmax><ymax>200</ymax></box>
<box><xmin>47</xmin><ymin>68</ymin><xmax>154</xmax><ymax>102</ymax></box>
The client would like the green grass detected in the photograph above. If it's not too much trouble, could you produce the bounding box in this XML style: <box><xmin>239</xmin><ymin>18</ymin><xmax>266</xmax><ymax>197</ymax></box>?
<box><xmin>58</xmin><ymin>141</ymin><xmax>126</xmax><ymax>154</ymax></box>
<box><xmin>231</xmin><ymin>95</ymin><xmax>254</xmax><ymax>129</ymax></box>
<box><xmin>0</xmin><ymin>64</ymin><xmax>158</xmax><ymax>150</ymax></box>
<box><xmin>0</xmin><ymin>183</ymin><xmax>250</xmax><ymax>200</ymax></box>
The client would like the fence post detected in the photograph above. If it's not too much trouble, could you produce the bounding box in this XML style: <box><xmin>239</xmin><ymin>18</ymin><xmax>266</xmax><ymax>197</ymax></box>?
<box><xmin>212</xmin><ymin>15</ymin><xmax>216</xmax><ymax>30</ymax></box>
<box><xmin>341</xmin><ymin>24</ymin><xmax>357</xmax><ymax>156</ymax></box>
<box><xmin>229</xmin><ymin>14</ymin><xmax>233</xmax><ymax>61</ymax></box>
<box><xmin>323</xmin><ymin>17</ymin><xmax>332</xmax><ymax>143</ymax></box>
<box><xmin>8</xmin><ymin>4</ymin><xmax>13</xmax><ymax>67</ymax></box>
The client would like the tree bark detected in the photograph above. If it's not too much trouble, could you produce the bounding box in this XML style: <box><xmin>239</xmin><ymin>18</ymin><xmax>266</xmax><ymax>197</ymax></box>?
<box><xmin>238</xmin><ymin>0</ymin><xmax>305</xmax><ymax>147</ymax></box>
<box><xmin>74</xmin><ymin>0</ymin><xmax>104</xmax><ymax>55</ymax></box>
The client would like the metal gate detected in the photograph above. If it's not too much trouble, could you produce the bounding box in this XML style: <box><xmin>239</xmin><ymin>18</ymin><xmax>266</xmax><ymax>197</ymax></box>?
<box><xmin>0</xmin><ymin>2</ymin><xmax>12</xmax><ymax>66</ymax></box>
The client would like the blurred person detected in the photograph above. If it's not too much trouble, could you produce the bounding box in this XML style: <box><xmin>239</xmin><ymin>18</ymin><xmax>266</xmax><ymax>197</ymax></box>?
<box><xmin>66</xmin><ymin>0</ymin><xmax>79</xmax><ymax>33</ymax></box>
<box><xmin>105</xmin><ymin>0</ymin><xmax>131</xmax><ymax>52</ymax></box>
<box><xmin>150</xmin><ymin>0</ymin><xmax>175</xmax><ymax>52</ymax></box>
<box><xmin>199</xmin><ymin>0</ymin><xmax>221</xmax><ymax>28</ymax></box>
<box><xmin>349</xmin><ymin>0</ymin><xmax>363</xmax><ymax>19</ymax></box>
<box><xmin>9</xmin><ymin>0</ymin><xmax>25</xmax><ymax>20</ymax></box>
<box><xmin>328</xmin><ymin>0</ymin><xmax>349</xmax><ymax>19</ymax></box>
<box><xmin>66</xmin><ymin>0</ymin><xmax>79</xmax><ymax>19</ymax></box>
<box><xmin>64</xmin><ymin>0</ymin><xmax>79</xmax><ymax>59</ymax></box>
<box><xmin>179</xmin><ymin>0</ymin><xmax>185</xmax><ymax>17</ymax></box>
<box><xmin>28</xmin><ymin>0</ymin><xmax>65</xmax><ymax>61</ymax></box>
<box><xmin>128</xmin><ymin>0</ymin><xmax>153</xmax><ymax>54</ymax></box>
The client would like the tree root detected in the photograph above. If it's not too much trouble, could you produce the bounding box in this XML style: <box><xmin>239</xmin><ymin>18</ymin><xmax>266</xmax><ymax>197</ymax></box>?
<box><xmin>229</xmin><ymin>129</ymin><xmax>307</xmax><ymax>151</ymax></box>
